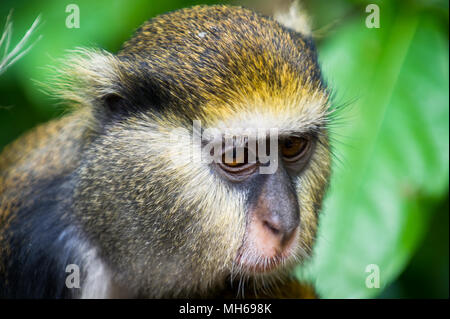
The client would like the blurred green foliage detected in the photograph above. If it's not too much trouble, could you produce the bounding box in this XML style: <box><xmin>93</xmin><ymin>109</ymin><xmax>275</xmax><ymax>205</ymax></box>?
<box><xmin>0</xmin><ymin>0</ymin><xmax>448</xmax><ymax>298</ymax></box>
<box><xmin>297</xmin><ymin>0</ymin><xmax>449</xmax><ymax>298</ymax></box>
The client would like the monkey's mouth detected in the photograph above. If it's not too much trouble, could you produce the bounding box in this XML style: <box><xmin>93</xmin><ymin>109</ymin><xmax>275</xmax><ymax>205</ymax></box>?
<box><xmin>233</xmin><ymin>228</ymin><xmax>300</xmax><ymax>274</ymax></box>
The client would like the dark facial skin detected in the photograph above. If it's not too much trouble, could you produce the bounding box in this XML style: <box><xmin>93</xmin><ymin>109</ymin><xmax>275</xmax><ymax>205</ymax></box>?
<box><xmin>213</xmin><ymin>134</ymin><xmax>316</xmax><ymax>272</ymax></box>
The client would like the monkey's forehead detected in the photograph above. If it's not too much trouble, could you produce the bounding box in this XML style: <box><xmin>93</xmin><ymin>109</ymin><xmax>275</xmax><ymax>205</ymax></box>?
<box><xmin>144</xmin><ymin>90</ymin><xmax>331</xmax><ymax>136</ymax></box>
<box><xmin>89</xmin><ymin>5</ymin><xmax>331</xmax><ymax>132</ymax></box>
<box><xmin>117</xmin><ymin>5</ymin><xmax>325</xmax><ymax>104</ymax></box>
<box><xmin>120</xmin><ymin>5</ymin><xmax>306</xmax><ymax>53</ymax></box>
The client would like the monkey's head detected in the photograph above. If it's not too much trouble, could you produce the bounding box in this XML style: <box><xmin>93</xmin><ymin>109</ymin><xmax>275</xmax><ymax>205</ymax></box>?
<box><xmin>57</xmin><ymin>5</ymin><xmax>331</xmax><ymax>297</ymax></box>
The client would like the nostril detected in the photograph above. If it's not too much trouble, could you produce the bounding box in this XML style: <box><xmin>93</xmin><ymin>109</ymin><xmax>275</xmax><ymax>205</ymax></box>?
<box><xmin>262</xmin><ymin>218</ymin><xmax>298</xmax><ymax>247</ymax></box>
<box><xmin>263</xmin><ymin>220</ymin><xmax>281</xmax><ymax>235</ymax></box>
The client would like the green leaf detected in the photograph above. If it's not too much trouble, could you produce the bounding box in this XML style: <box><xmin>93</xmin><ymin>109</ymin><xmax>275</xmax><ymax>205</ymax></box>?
<box><xmin>297</xmin><ymin>4</ymin><xmax>449</xmax><ymax>298</ymax></box>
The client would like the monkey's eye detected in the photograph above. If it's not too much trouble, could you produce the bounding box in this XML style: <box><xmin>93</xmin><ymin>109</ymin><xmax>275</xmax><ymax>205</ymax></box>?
<box><xmin>281</xmin><ymin>136</ymin><xmax>310</xmax><ymax>161</ymax></box>
<box><xmin>217</xmin><ymin>146</ymin><xmax>257</xmax><ymax>181</ymax></box>
<box><xmin>221</xmin><ymin>147</ymin><xmax>248</xmax><ymax>168</ymax></box>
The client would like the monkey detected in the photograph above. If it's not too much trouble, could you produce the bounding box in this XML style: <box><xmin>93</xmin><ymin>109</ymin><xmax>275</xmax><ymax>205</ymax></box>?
<box><xmin>0</xmin><ymin>3</ymin><xmax>332</xmax><ymax>298</ymax></box>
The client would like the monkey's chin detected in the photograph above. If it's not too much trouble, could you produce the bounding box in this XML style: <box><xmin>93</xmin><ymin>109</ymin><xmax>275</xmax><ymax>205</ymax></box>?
<box><xmin>236</xmin><ymin>256</ymin><xmax>292</xmax><ymax>274</ymax></box>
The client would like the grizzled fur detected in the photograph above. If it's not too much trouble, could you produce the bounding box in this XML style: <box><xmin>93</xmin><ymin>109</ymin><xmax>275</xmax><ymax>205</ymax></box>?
<box><xmin>0</xmin><ymin>5</ymin><xmax>330</xmax><ymax>298</ymax></box>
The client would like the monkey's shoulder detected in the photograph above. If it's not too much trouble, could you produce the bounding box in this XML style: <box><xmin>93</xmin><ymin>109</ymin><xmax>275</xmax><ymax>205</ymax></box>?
<box><xmin>0</xmin><ymin>110</ymin><xmax>89</xmax><ymax>195</ymax></box>
<box><xmin>0</xmin><ymin>110</ymin><xmax>90</xmax><ymax>298</ymax></box>
<box><xmin>0</xmin><ymin>109</ymin><xmax>89</xmax><ymax>232</ymax></box>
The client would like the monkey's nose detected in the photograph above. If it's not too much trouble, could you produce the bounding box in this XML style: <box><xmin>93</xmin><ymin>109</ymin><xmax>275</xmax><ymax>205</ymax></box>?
<box><xmin>255</xmin><ymin>212</ymin><xmax>298</xmax><ymax>254</ymax></box>
<box><xmin>261</xmin><ymin>214</ymin><xmax>298</xmax><ymax>248</ymax></box>
<box><xmin>244</xmin><ymin>167</ymin><xmax>300</xmax><ymax>261</ymax></box>
<box><xmin>245</xmin><ymin>206</ymin><xmax>299</xmax><ymax>261</ymax></box>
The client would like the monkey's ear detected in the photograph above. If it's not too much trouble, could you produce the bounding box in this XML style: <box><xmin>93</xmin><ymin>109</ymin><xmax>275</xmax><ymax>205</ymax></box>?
<box><xmin>49</xmin><ymin>48</ymin><xmax>127</xmax><ymax>113</ymax></box>
<box><xmin>255</xmin><ymin>0</ymin><xmax>312</xmax><ymax>36</ymax></box>
<box><xmin>244</xmin><ymin>0</ymin><xmax>312</xmax><ymax>36</ymax></box>
<box><xmin>273</xmin><ymin>0</ymin><xmax>312</xmax><ymax>36</ymax></box>
<box><xmin>102</xmin><ymin>92</ymin><xmax>125</xmax><ymax>114</ymax></box>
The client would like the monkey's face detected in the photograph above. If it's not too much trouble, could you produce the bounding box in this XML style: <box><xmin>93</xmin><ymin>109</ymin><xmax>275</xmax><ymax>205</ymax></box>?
<box><xmin>191</xmin><ymin>96</ymin><xmax>331</xmax><ymax>283</ymax></box>
<box><xmin>68</xmin><ymin>6</ymin><xmax>331</xmax><ymax>297</ymax></box>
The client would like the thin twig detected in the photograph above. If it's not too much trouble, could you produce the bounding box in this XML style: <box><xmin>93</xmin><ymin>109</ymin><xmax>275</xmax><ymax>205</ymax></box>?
<box><xmin>0</xmin><ymin>10</ymin><xmax>41</xmax><ymax>76</ymax></box>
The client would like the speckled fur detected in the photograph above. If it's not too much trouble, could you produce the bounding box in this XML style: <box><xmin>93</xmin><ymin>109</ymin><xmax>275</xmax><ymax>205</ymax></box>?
<box><xmin>0</xmin><ymin>5</ymin><xmax>331</xmax><ymax>298</ymax></box>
